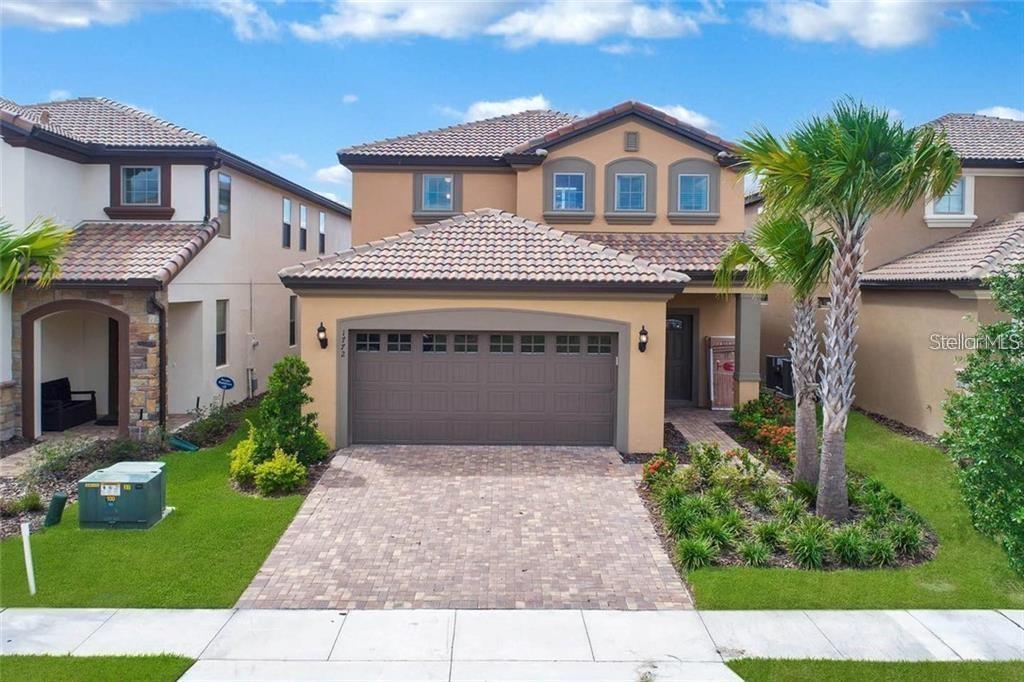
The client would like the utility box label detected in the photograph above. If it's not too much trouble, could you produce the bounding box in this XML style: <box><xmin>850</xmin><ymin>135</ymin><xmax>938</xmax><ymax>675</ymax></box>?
<box><xmin>99</xmin><ymin>483</ymin><xmax>121</xmax><ymax>497</ymax></box>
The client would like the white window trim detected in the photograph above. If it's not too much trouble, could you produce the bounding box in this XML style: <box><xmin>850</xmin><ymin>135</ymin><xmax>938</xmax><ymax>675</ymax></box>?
<box><xmin>422</xmin><ymin>173</ymin><xmax>454</xmax><ymax>211</ymax></box>
<box><xmin>121</xmin><ymin>165</ymin><xmax>161</xmax><ymax>206</ymax></box>
<box><xmin>678</xmin><ymin>173</ymin><xmax>710</xmax><ymax>212</ymax></box>
<box><xmin>925</xmin><ymin>174</ymin><xmax>977</xmax><ymax>228</ymax></box>
<box><xmin>552</xmin><ymin>172</ymin><xmax>586</xmax><ymax>211</ymax></box>
<box><xmin>0</xmin><ymin>292</ymin><xmax>12</xmax><ymax>382</ymax></box>
<box><xmin>215</xmin><ymin>299</ymin><xmax>229</xmax><ymax>369</ymax></box>
<box><xmin>614</xmin><ymin>172</ymin><xmax>647</xmax><ymax>211</ymax></box>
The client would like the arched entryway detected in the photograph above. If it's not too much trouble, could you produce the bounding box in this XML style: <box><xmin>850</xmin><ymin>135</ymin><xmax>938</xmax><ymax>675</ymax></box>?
<box><xmin>21</xmin><ymin>299</ymin><xmax>130</xmax><ymax>440</ymax></box>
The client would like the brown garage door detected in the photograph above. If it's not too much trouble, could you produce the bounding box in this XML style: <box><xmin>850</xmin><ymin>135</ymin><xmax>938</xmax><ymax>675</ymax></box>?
<box><xmin>350</xmin><ymin>331</ymin><xmax>617</xmax><ymax>445</ymax></box>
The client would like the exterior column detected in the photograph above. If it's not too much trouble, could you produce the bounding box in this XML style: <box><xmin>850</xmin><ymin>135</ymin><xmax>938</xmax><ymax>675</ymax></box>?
<box><xmin>733</xmin><ymin>293</ymin><xmax>762</xmax><ymax>406</ymax></box>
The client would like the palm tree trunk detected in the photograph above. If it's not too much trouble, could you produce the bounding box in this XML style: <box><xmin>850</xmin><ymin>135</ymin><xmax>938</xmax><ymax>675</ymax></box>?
<box><xmin>817</xmin><ymin>217</ymin><xmax>867</xmax><ymax>521</ymax></box>
<box><xmin>790</xmin><ymin>298</ymin><xmax>819</xmax><ymax>485</ymax></box>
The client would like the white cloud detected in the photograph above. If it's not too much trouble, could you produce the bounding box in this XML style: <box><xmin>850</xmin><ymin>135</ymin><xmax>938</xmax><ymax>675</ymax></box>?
<box><xmin>444</xmin><ymin>95</ymin><xmax>552</xmax><ymax>122</ymax></box>
<box><xmin>48</xmin><ymin>89</ymin><xmax>72</xmax><ymax>101</ymax></box>
<box><xmin>314</xmin><ymin>164</ymin><xmax>352</xmax><ymax>185</ymax></box>
<box><xmin>342</xmin><ymin>93</ymin><xmax>359</xmax><ymax>104</ymax></box>
<box><xmin>598</xmin><ymin>41</ymin><xmax>655</xmax><ymax>56</ymax></box>
<box><xmin>291</xmin><ymin>1</ymin><xmax>503</xmax><ymax>42</ymax></box>
<box><xmin>275</xmin><ymin>153</ymin><xmax>308</xmax><ymax>170</ymax></box>
<box><xmin>652</xmin><ymin>103</ymin><xmax>715</xmax><ymax>131</ymax></box>
<box><xmin>207</xmin><ymin>0</ymin><xmax>278</xmax><ymax>41</ymax></box>
<box><xmin>315</xmin><ymin>190</ymin><xmax>340</xmax><ymax>203</ymax></box>
<box><xmin>976</xmin><ymin>106</ymin><xmax>1024</xmax><ymax>121</ymax></box>
<box><xmin>748</xmin><ymin>1</ymin><xmax>970</xmax><ymax>50</ymax></box>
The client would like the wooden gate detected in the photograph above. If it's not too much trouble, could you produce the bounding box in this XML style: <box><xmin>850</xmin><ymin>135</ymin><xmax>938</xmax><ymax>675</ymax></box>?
<box><xmin>708</xmin><ymin>336</ymin><xmax>735</xmax><ymax>410</ymax></box>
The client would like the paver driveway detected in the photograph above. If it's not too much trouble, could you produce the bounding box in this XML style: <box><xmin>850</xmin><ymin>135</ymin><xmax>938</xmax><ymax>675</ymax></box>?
<box><xmin>237</xmin><ymin>445</ymin><xmax>692</xmax><ymax>610</ymax></box>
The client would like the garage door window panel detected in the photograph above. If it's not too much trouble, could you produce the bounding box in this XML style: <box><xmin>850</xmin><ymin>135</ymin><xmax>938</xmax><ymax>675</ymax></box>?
<box><xmin>490</xmin><ymin>334</ymin><xmax>514</xmax><ymax>353</ymax></box>
<box><xmin>387</xmin><ymin>333</ymin><xmax>412</xmax><ymax>352</ymax></box>
<box><xmin>355</xmin><ymin>333</ymin><xmax>380</xmax><ymax>352</ymax></box>
<box><xmin>520</xmin><ymin>334</ymin><xmax>546</xmax><ymax>354</ymax></box>
<box><xmin>454</xmin><ymin>334</ymin><xmax>478</xmax><ymax>353</ymax></box>
<box><xmin>556</xmin><ymin>335</ymin><xmax>581</xmax><ymax>354</ymax></box>
<box><xmin>587</xmin><ymin>334</ymin><xmax>613</xmax><ymax>354</ymax></box>
<box><xmin>422</xmin><ymin>333</ymin><xmax>447</xmax><ymax>352</ymax></box>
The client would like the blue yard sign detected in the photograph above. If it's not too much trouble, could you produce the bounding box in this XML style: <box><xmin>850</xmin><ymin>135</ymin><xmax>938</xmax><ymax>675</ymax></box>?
<box><xmin>216</xmin><ymin>376</ymin><xmax>235</xmax><ymax>390</ymax></box>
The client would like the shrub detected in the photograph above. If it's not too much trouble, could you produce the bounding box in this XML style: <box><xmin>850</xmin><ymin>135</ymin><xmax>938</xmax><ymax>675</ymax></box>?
<box><xmin>655</xmin><ymin>483</ymin><xmax>687</xmax><ymax>510</ymax></box>
<box><xmin>674</xmin><ymin>465</ymin><xmax>702</xmax><ymax>492</ymax></box>
<box><xmin>738</xmin><ymin>540</ymin><xmax>772</xmax><ymax>567</ymax></box>
<box><xmin>866</xmin><ymin>536</ymin><xmax>898</xmax><ymax>567</ymax></box>
<box><xmin>664</xmin><ymin>502</ymin><xmax>701</xmax><ymax>537</ymax></box>
<box><xmin>942</xmin><ymin>264</ymin><xmax>1024</xmax><ymax>575</ymax></box>
<box><xmin>689</xmin><ymin>442</ymin><xmax>725</xmax><ymax>482</ymax></box>
<box><xmin>0</xmin><ymin>492</ymin><xmax>44</xmax><ymax>517</ymax></box>
<box><xmin>676</xmin><ymin>536</ymin><xmax>718</xmax><ymax>570</ymax></box>
<box><xmin>886</xmin><ymin>519</ymin><xmax>925</xmax><ymax>557</ymax></box>
<box><xmin>753</xmin><ymin>520</ymin><xmax>787</xmax><ymax>550</ymax></box>
<box><xmin>25</xmin><ymin>437</ymin><xmax>91</xmax><ymax>480</ymax></box>
<box><xmin>786</xmin><ymin>522</ymin><xmax>828</xmax><ymax>569</ymax></box>
<box><xmin>19</xmin><ymin>491</ymin><xmax>43</xmax><ymax>512</ymax></box>
<box><xmin>719</xmin><ymin>508</ymin><xmax>746</xmax><ymax>537</ymax></box>
<box><xmin>694</xmin><ymin>516</ymin><xmax>737</xmax><ymax>550</ymax></box>
<box><xmin>863</xmin><ymin>490</ymin><xmax>900</xmax><ymax>524</ymax></box>
<box><xmin>830</xmin><ymin>525</ymin><xmax>869</xmax><ymax>567</ymax></box>
<box><xmin>0</xmin><ymin>498</ymin><xmax>20</xmax><ymax>518</ymax></box>
<box><xmin>747</xmin><ymin>486</ymin><xmax>777</xmax><ymax>512</ymax></box>
<box><xmin>228</xmin><ymin>421</ymin><xmax>258</xmax><ymax>489</ymax></box>
<box><xmin>254</xmin><ymin>356</ymin><xmax>329</xmax><ymax>466</ymax></box>
<box><xmin>755</xmin><ymin>423</ymin><xmax>797</xmax><ymax>465</ymax></box>
<box><xmin>642</xmin><ymin>452</ymin><xmax>676</xmax><ymax>487</ymax></box>
<box><xmin>788</xmin><ymin>479</ymin><xmax>817</xmax><ymax>507</ymax></box>
<box><xmin>179</xmin><ymin>401</ymin><xmax>237</xmax><ymax>447</ymax></box>
<box><xmin>732</xmin><ymin>392</ymin><xmax>794</xmax><ymax>438</ymax></box>
<box><xmin>253</xmin><ymin>448</ymin><xmax>307</xmax><ymax>496</ymax></box>
<box><xmin>705</xmin><ymin>484</ymin><xmax>734</xmax><ymax>514</ymax></box>
<box><xmin>709</xmin><ymin>464</ymin><xmax>748</xmax><ymax>494</ymax></box>
<box><xmin>774</xmin><ymin>495</ymin><xmax>807</xmax><ymax>524</ymax></box>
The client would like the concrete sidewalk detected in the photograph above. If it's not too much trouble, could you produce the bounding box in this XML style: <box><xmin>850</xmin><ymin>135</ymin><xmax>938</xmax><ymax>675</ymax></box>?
<box><xmin>1</xmin><ymin>608</ymin><xmax>1021</xmax><ymax>681</ymax></box>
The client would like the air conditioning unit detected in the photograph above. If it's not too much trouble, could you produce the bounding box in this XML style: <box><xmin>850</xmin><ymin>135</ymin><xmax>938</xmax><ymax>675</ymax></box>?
<box><xmin>78</xmin><ymin>461</ymin><xmax>168</xmax><ymax>529</ymax></box>
<box><xmin>765</xmin><ymin>354</ymin><xmax>794</xmax><ymax>398</ymax></box>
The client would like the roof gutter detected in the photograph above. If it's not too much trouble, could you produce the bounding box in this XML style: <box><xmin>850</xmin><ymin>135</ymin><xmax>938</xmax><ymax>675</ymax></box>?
<box><xmin>279</xmin><ymin>276</ymin><xmax>687</xmax><ymax>295</ymax></box>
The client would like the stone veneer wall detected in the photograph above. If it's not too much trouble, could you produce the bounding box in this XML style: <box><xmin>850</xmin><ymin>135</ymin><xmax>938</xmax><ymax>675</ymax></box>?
<box><xmin>0</xmin><ymin>381</ymin><xmax>16</xmax><ymax>441</ymax></box>
<box><xmin>7</xmin><ymin>287</ymin><xmax>165</xmax><ymax>439</ymax></box>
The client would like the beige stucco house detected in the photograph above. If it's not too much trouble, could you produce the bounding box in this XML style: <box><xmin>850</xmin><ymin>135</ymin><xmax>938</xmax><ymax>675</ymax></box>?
<box><xmin>0</xmin><ymin>96</ymin><xmax>351</xmax><ymax>441</ymax></box>
<box><xmin>756</xmin><ymin>113</ymin><xmax>1024</xmax><ymax>435</ymax></box>
<box><xmin>282</xmin><ymin>102</ymin><xmax>762</xmax><ymax>454</ymax></box>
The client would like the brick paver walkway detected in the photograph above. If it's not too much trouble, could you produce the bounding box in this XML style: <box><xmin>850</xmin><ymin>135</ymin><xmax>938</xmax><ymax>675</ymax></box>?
<box><xmin>238</xmin><ymin>445</ymin><xmax>692</xmax><ymax>610</ymax></box>
<box><xmin>666</xmin><ymin>407</ymin><xmax>741</xmax><ymax>450</ymax></box>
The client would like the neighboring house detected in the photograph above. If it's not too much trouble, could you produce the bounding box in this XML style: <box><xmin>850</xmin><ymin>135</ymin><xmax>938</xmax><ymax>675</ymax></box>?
<box><xmin>281</xmin><ymin>102</ymin><xmax>761</xmax><ymax>454</ymax></box>
<box><xmin>757</xmin><ymin>113</ymin><xmax>1024</xmax><ymax>435</ymax></box>
<box><xmin>0</xmin><ymin>96</ymin><xmax>351</xmax><ymax>441</ymax></box>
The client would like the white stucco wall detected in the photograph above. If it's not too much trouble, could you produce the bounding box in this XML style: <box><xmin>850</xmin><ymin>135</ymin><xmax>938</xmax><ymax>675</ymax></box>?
<box><xmin>170</xmin><ymin>165</ymin><xmax>206</xmax><ymax>222</ymax></box>
<box><xmin>39</xmin><ymin>309</ymin><xmax>110</xmax><ymax>413</ymax></box>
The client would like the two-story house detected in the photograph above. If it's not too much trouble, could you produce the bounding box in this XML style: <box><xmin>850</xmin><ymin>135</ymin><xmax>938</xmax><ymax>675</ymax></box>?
<box><xmin>281</xmin><ymin>102</ymin><xmax>761</xmax><ymax>454</ymax></box>
<box><xmin>757</xmin><ymin>113</ymin><xmax>1024</xmax><ymax>435</ymax></box>
<box><xmin>0</xmin><ymin>96</ymin><xmax>351</xmax><ymax>441</ymax></box>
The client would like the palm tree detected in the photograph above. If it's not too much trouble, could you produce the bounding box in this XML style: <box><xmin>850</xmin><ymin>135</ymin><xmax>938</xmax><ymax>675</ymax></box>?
<box><xmin>715</xmin><ymin>215</ymin><xmax>832</xmax><ymax>486</ymax></box>
<box><xmin>0</xmin><ymin>217</ymin><xmax>73</xmax><ymax>292</ymax></box>
<box><xmin>736</xmin><ymin>100</ymin><xmax>960</xmax><ymax>520</ymax></box>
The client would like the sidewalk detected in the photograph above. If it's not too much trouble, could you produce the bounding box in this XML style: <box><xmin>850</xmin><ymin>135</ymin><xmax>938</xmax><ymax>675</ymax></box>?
<box><xmin>2</xmin><ymin>608</ymin><xmax>1021</xmax><ymax>680</ymax></box>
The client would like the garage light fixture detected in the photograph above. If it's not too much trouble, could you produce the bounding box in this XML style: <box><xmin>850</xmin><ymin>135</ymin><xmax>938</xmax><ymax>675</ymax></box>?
<box><xmin>638</xmin><ymin>325</ymin><xmax>649</xmax><ymax>353</ymax></box>
<box><xmin>316</xmin><ymin>322</ymin><xmax>328</xmax><ymax>349</ymax></box>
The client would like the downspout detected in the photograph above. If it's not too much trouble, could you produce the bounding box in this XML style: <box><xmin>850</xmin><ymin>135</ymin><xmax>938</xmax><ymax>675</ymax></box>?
<box><xmin>147</xmin><ymin>294</ymin><xmax>168</xmax><ymax>433</ymax></box>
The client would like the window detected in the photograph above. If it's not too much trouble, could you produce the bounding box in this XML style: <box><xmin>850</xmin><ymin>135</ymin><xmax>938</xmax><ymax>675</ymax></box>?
<box><xmin>454</xmin><ymin>334</ymin><xmax>478</xmax><ymax>353</ymax></box>
<box><xmin>678</xmin><ymin>174</ymin><xmax>709</xmax><ymax>212</ymax></box>
<box><xmin>624</xmin><ymin>131</ymin><xmax>639</xmax><ymax>152</ymax></box>
<box><xmin>217</xmin><ymin>172</ymin><xmax>231</xmax><ymax>237</ymax></box>
<box><xmin>520</xmin><ymin>335</ymin><xmax>545</xmax><ymax>354</ymax></box>
<box><xmin>288</xmin><ymin>295</ymin><xmax>296</xmax><ymax>347</ymax></box>
<box><xmin>934</xmin><ymin>178</ymin><xmax>965</xmax><ymax>214</ymax></box>
<box><xmin>122</xmin><ymin>166</ymin><xmax>160</xmax><ymax>205</ymax></box>
<box><xmin>318</xmin><ymin>211</ymin><xmax>326</xmax><ymax>254</ymax></box>
<box><xmin>215</xmin><ymin>299</ymin><xmax>228</xmax><ymax>366</ymax></box>
<box><xmin>387</xmin><ymin>333</ymin><xmax>412</xmax><ymax>352</ymax></box>
<box><xmin>422</xmin><ymin>174</ymin><xmax>453</xmax><ymax>211</ymax></box>
<box><xmin>614</xmin><ymin>173</ymin><xmax>646</xmax><ymax>211</ymax></box>
<box><xmin>422</xmin><ymin>333</ymin><xmax>447</xmax><ymax>353</ymax></box>
<box><xmin>556</xmin><ymin>335</ymin><xmax>581</xmax><ymax>354</ymax></box>
<box><xmin>553</xmin><ymin>173</ymin><xmax>585</xmax><ymax>211</ymax></box>
<box><xmin>587</xmin><ymin>334</ymin><xmax>612</xmax><ymax>355</ymax></box>
<box><xmin>298</xmin><ymin>205</ymin><xmax>308</xmax><ymax>251</ymax></box>
<box><xmin>489</xmin><ymin>334</ymin><xmax>514</xmax><ymax>353</ymax></box>
<box><xmin>355</xmin><ymin>333</ymin><xmax>380</xmax><ymax>352</ymax></box>
<box><xmin>282</xmin><ymin>198</ymin><xmax>292</xmax><ymax>248</ymax></box>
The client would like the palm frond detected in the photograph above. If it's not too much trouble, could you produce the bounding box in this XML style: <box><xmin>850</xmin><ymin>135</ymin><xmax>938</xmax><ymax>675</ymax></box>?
<box><xmin>0</xmin><ymin>217</ymin><xmax>74</xmax><ymax>292</ymax></box>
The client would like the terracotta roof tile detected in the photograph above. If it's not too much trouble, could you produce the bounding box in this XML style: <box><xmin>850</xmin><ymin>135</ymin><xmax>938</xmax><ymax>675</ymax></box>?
<box><xmin>28</xmin><ymin>221</ymin><xmax>217</xmax><ymax>286</ymax></box>
<box><xmin>577</xmin><ymin>232</ymin><xmax>744</xmax><ymax>276</ymax></box>
<box><xmin>280</xmin><ymin>209</ymin><xmax>688</xmax><ymax>289</ymax></box>
<box><xmin>863</xmin><ymin>213</ymin><xmax>1024</xmax><ymax>286</ymax></box>
<box><xmin>0</xmin><ymin>96</ymin><xmax>213</xmax><ymax>148</ymax></box>
<box><xmin>926</xmin><ymin>113</ymin><xmax>1024</xmax><ymax>163</ymax></box>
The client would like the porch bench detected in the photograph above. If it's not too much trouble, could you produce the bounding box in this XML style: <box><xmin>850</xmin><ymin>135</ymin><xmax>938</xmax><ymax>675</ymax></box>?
<box><xmin>41</xmin><ymin>377</ymin><xmax>97</xmax><ymax>432</ymax></box>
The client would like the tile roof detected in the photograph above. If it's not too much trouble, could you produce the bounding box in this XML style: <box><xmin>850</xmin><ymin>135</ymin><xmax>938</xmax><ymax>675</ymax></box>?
<box><xmin>280</xmin><ymin>209</ymin><xmax>688</xmax><ymax>290</ymax></box>
<box><xmin>0</xmin><ymin>97</ymin><xmax>213</xmax><ymax>148</ymax></box>
<box><xmin>340</xmin><ymin>110</ymin><xmax>578</xmax><ymax>159</ymax></box>
<box><xmin>926</xmin><ymin>113</ymin><xmax>1024</xmax><ymax>163</ymax></box>
<box><xmin>29</xmin><ymin>221</ymin><xmax>218</xmax><ymax>287</ymax></box>
<box><xmin>577</xmin><ymin>232</ymin><xmax>744</xmax><ymax>277</ymax></box>
<box><xmin>862</xmin><ymin>212</ymin><xmax>1024</xmax><ymax>287</ymax></box>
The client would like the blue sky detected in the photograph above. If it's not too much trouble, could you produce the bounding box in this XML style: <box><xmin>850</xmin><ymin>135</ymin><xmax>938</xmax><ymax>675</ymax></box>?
<box><xmin>2</xmin><ymin>1</ymin><xmax>1022</xmax><ymax>206</ymax></box>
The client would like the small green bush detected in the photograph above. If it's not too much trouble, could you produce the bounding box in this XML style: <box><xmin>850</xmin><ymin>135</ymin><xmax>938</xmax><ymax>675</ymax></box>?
<box><xmin>719</xmin><ymin>508</ymin><xmax>746</xmax><ymax>537</ymax></box>
<box><xmin>788</xmin><ymin>479</ymin><xmax>817</xmax><ymax>507</ymax></box>
<box><xmin>886</xmin><ymin>519</ymin><xmax>925</xmax><ymax>557</ymax></box>
<box><xmin>866</xmin><ymin>535</ymin><xmax>898</xmax><ymax>567</ymax></box>
<box><xmin>0</xmin><ymin>491</ymin><xmax>44</xmax><ymax>517</ymax></box>
<box><xmin>19</xmin><ymin>491</ymin><xmax>43</xmax><ymax>512</ymax></box>
<box><xmin>753</xmin><ymin>520</ymin><xmax>787</xmax><ymax>550</ymax></box>
<box><xmin>830</xmin><ymin>525</ymin><xmax>869</xmax><ymax>567</ymax></box>
<box><xmin>664</xmin><ymin>502</ymin><xmax>701</xmax><ymax>537</ymax></box>
<box><xmin>642</xmin><ymin>452</ymin><xmax>676</xmax><ymax>488</ymax></box>
<box><xmin>694</xmin><ymin>516</ymin><xmax>737</xmax><ymax>550</ymax></box>
<box><xmin>774</xmin><ymin>495</ymin><xmax>807</xmax><ymax>524</ymax></box>
<box><xmin>689</xmin><ymin>442</ymin><xmax>725</xmax><ymax>481</ymax></box>
<box><xmin>676</xmin><ymin>536</ymin><xmax>718</xmax><ymax>570</ymax></box>
<box><xmin>254</xmin><ymin>356</ymin><xmax>329</xmax><ymax>466</ymax></box>
<box><xmin>738</xmin><ymin>540</ymin><xmax>771</xmax><ymax>567</ymax></box>
<box><xmin>706</xmin><ymin>484</ymin><xmax>733</xmax><ymax>513</ymax></box>
<box><xmin>657</xmin><ymin>483</ymin><xmax>687</xmax><ymax>510</ymax></box>
<box><xmin>747</xmin><ymin>485</ymin><xmax>777</xmax><ymax>512</ymax></box>
<box><xmin>674</xmin><ymin>465</ymin><xmax>702</xmax><ymax>492</ymax></box>
<box><xmin>786</xmin><ymin>520</ymin><xmax>829</xmax><ymax>569</ymax></box>
<box><xmin>228</xmin><ymin>421</ymin><xmax>258</xmax><ymax>489</ymax></box>
<box><xmin>253</xmin><ymin>448</ymin><xmax>307</xmax><ymax>496</ymax></box>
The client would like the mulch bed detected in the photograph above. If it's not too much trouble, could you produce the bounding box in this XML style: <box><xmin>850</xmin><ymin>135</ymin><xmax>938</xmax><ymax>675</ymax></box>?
<box><xmin>621</xmin><ymin>423</ymin><xmax>692</xmax><ymax>464</ymax></box>
<box><xmin>175</xmin><ymin>395</ymin><xmax>262</xmax><ymax>447</ymax></box>
<box><xmin>854</xmin><ymin>407</ymin><xmax>943</xmax><ymax>449</ymax></box>
<box><xmin>0</xmin><ymin>436</ymin><xmax>35</xmax><ymax>458</ymax></box>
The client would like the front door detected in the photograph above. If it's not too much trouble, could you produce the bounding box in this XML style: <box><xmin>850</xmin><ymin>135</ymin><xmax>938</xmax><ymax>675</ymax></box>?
<box><xmin>665</xmin><ymin>316</ymin><xmax>693</xmax><ymax>402</ymax></box>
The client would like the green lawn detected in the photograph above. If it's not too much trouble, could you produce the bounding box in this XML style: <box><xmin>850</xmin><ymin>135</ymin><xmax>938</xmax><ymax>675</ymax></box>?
<box><xmin>0</xmin><ymin>655</ymin><xmax>193</xmax><ymax>681</ymax></box>
<box><xmin>728</xmin><ymin>659</ymin><xmax>1024</xmax><ymax>682</ymax></box>
<box><xmin>0</xmin><ymin>426</ymin><xmax>303</xmax><ymax>607</ymax></box>
<box><xmin>690</xmin><ymin>412</ymin><xmax>1024</xmax><ymax>609</ymax></box>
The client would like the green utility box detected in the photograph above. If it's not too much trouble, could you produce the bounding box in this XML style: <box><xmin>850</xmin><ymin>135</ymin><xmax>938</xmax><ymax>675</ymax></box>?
<box><xmin>78</xmin><ymin>461</ymin><xmax>167</xmax><ymax>529</ymax></box>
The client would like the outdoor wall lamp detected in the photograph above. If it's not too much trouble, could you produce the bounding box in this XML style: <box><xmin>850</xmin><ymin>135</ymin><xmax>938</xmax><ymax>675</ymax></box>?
<box><xmin>316</xmin><ymin>322</ymin><xmax>328</xmax><ymax>349</ymax></box>
<box><xmin>638</xmin><ymin>325</ymin><xmax>649</xmax><ymax>353</ymax></box>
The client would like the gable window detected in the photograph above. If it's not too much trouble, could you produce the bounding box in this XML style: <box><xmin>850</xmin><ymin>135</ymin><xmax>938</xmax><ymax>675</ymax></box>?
<box><xmin>282</xmin><ymin>198</ymin><xmax>292</xmax><ymax>248</ymax></box>
<box><xmin>933</xmin><ymin>178</ymin><xmax>965</xmax><ymax>214</ymax></box>
<box><xmin>422</xmin><ymin>174</ymin><xmax>453</xmax><ymax>211</ymax></box>
<box><xmin>553</xmin><ymin>173</ymin><xmax>585</xmax><ymax>211</ymax></box>
<box><xmin>615</xmin><ymin>173</ymin><xmax>646</xmax><ymax>211</ymax></box>
<box><xmin>678</xmin><ymin>174</ymin><xmax>709</xmax><ymax>212</ymax></box>
<box><xmin>122</xmin><ymin>166</ymin><xmax>160</xmax><ymax>205</ymax></box>
<box><xmin>216</xmin><ymin>172</ymin><xmax>232</xmax><ymax>237</ymax></box>
<box><xmin>299</xmin><ymin>205</ymin><xmax>308</xmax><ymax>251</ymax></box>
<box><xmin>318</xmin><ymin>211</ymin><xmax>327</xmax><ymax>254</ymax></box>
<box><xmin>288</xmin><ymin>296</ymin><xmax>297</xmax><ymax>347</ymax></box>
<box><xmin>215</xmin><ymin>299</ymin><xmax>228</xmax><ymax>367</ymax></box>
